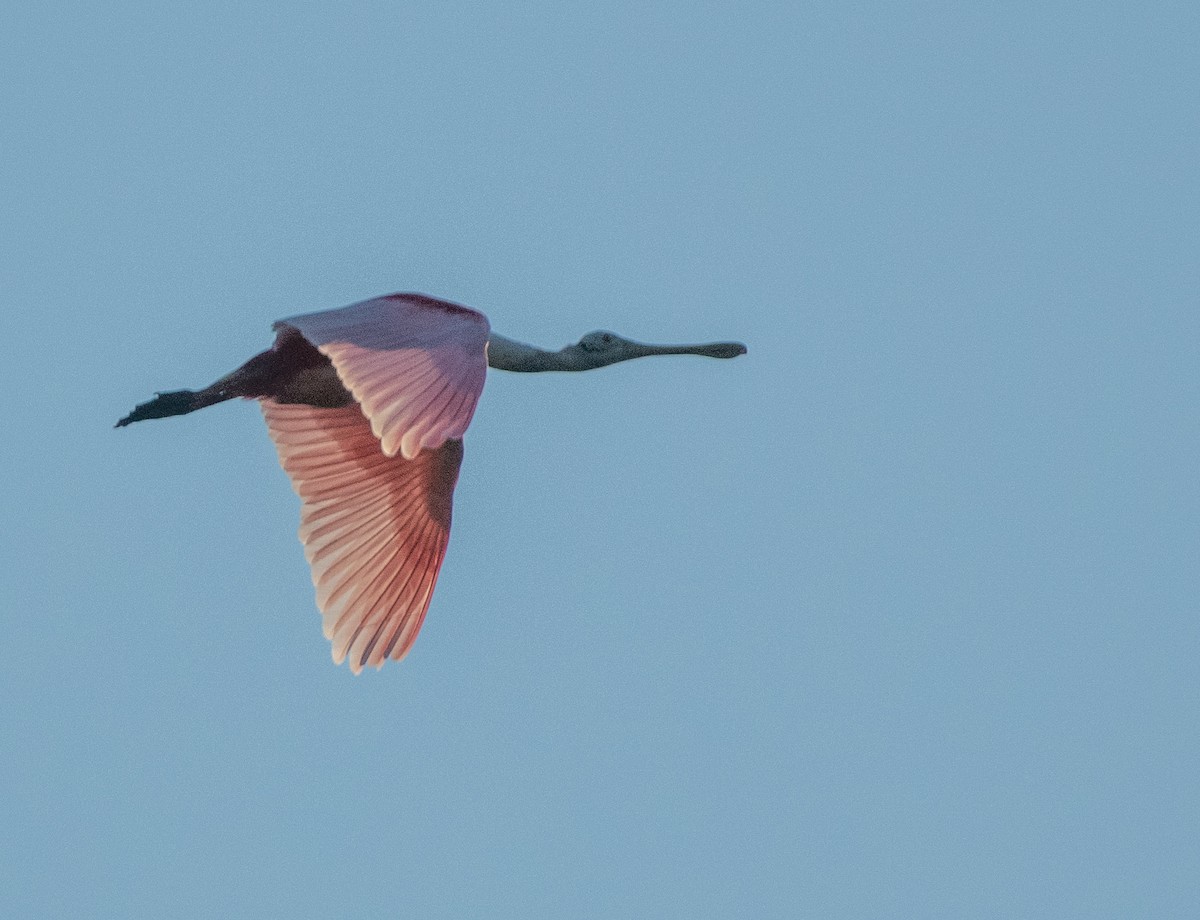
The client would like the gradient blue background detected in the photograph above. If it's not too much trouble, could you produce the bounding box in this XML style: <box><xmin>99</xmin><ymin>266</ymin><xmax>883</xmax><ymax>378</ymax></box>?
<box><xmin>4</xmin><ymin>2</ymin><xmax>1198</xmax><ymax>917</ymax></box>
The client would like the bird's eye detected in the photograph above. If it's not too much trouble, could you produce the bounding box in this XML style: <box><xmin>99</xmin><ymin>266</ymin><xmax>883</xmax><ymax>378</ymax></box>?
<box><xmin>602</xmin><ymin>334</ymin><xmax>613</xmax><ymax>344</ymax></box>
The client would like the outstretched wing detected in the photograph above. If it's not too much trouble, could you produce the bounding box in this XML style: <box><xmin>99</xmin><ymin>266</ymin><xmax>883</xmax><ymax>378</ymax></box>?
<box><xmin>274</xmin><ymin>293</ymin><xmax>490</xmax><ymax>460</ymax></box>
<box><xmin>262</xmin><ymin>400</ymin><xmax>465</xmax><ymax>673</ymax></box>
<box><xmin>263</xmin><ymin>294</ymin><xmax>487</xmax><ymax>672</ymax></box>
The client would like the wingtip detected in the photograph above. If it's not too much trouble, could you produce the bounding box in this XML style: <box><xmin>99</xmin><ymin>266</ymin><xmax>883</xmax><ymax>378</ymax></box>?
<box><xmin>334</xmin><ymin>646</ymin><xmax>364</xmax><ymax>675</ymax></box>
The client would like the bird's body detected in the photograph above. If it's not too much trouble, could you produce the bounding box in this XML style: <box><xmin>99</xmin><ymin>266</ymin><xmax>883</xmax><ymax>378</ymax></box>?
<box><xmin>118</xmin><ymin>293</ymin><xmax>745</xmax><ymax>673</ymax></box>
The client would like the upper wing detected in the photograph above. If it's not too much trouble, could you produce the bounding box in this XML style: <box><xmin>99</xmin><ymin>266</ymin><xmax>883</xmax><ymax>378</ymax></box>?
<box><xmin>262</xmin><ymin>400</ymin><xmax>464</xmax><ymax>673</ymax></box>
<box><xmin>274</xmin><ymin>293</ymin><xmax>490</xmax><ymax>460</ymax></box>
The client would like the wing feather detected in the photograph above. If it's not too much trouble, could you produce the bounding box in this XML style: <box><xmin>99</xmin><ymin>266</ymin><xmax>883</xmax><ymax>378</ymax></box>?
<box><xmin>273</xmin><ymin>293</ymin><xmax>489</xmax><ymax>460</ymax></box>
<box><xmin>262</xmin><ymin>399</ymin><xmax>465</xmax><ymax>673</ymax></box>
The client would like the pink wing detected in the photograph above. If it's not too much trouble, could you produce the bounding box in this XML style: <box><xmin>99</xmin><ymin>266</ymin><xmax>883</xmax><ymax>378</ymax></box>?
<box><xmin>262</xmin><ymin>294</ymin><xmax>489</xmax><ymax>673</ymax></box>
<box><xmin>274</xmin><ymin>293</ymin><xmax>490</xmax><ymax>460</ymax></box>
<box><xmin>262</xmin><ymin>400</ymin><xmax>465</xmax><ymax>673</ymax></box>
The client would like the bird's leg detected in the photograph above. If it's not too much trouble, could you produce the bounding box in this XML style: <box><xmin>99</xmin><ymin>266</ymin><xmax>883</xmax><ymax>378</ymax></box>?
<box><xmin>115</xmin><ymin>327</ymin><xmax>330</xmax><ymax>427</ymax></box>
<box><xmin>113</xmin><ymin>366</ymin><xmax>257</xmax><ymax>427</ymax></box>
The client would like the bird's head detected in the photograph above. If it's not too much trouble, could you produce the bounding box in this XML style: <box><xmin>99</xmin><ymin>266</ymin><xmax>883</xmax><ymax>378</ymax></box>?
<box><xmin>563</xmin><ymin>330</ymin><xmax>747</xmax><ymax>369</ymax></box>
<box><xmin>577</xmin><ymin>330</ymin><xmax>637</xmax><ymax>358</ymax></box>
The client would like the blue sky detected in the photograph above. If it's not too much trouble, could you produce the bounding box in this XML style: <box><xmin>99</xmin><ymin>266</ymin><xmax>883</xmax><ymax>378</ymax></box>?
<box><xmin>4</xmin><ymin>2</ymin><xmax>1198</xmax><ymax>917</ymax></box>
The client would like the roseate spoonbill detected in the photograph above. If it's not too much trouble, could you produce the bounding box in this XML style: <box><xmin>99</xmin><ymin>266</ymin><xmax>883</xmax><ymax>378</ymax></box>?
<box><xmin>117</xmin><ymin>293</ymin><xmax>746</xmax><ymax>673</ymax></box>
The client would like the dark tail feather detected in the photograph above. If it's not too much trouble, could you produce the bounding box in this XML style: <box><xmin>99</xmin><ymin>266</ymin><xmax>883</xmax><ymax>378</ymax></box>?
<box><xmin>115</xmin><ymin>386</ymin><xmax>235</xmax><ymax>428</ymax></box>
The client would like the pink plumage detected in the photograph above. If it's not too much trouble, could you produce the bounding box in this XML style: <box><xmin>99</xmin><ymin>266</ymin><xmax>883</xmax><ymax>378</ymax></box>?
<box><xmin>116</xmin><ymin>291</ymin><xmax>745</xmax><ymax>674</ymax></box>
<box><xmin>262</xmin><ymin>401</ymin><xmax>463</xmax><ymax>673</ymax></box>
<box><xmin>264</xmin><ymin>295</ymin><xmax>488</xmax><ymax>672</ymax></box>
<box><xmin>275</xmin><ymin>295</ymin><xmax>490</xmax><ymax>460</ymax></box>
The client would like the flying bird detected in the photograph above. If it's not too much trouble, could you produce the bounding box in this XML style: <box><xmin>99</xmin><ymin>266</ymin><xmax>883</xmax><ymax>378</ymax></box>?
<box><xmin>117</xmin><ymin>293</ymin><xmax>746</xmax><ymax>673</ymax></box>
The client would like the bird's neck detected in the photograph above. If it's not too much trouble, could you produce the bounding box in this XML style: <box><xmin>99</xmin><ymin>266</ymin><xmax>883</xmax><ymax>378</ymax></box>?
<box><xmin>487</xmin><ymin>334</ymin><xmax>577</xmax><ymax>372</ymax></box>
